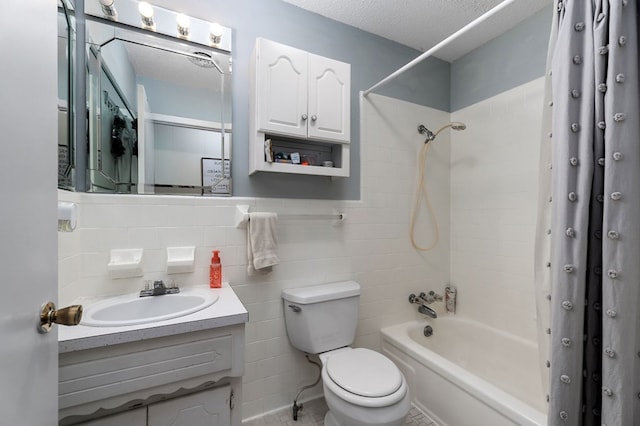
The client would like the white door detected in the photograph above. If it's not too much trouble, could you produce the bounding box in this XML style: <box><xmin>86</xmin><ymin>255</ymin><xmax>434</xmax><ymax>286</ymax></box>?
<box><xmin>256</xmin><ymin>38</ymin><xmax>309</xmax><ymax>138</ymax></box>
<box><xmin>308</xmin><ymin>53</ymin><xmax>351</xmax><ymax>143</ymax></box>
<box><xmin>0</xmin><ymin>1</ymin><xmax>59</xmax><ymax>425</ymax></box>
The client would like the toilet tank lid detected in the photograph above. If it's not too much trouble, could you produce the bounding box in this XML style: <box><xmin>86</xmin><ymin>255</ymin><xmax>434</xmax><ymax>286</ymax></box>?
<box><xmin>282</xmin><ymin>281</ymin><xmax>360</xmax><ymax>304</ymax></box>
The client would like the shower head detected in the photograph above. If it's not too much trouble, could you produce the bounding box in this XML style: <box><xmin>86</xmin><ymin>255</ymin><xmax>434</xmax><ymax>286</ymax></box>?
<box><xmin>418</xmin><ymin>121</ymin><xmax>466</xmax><ymax>142</ymax></box>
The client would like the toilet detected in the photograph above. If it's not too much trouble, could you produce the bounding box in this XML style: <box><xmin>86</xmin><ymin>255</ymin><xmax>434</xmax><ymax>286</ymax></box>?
<box><xmin>282</xmin><ymin>281</ymin><xmax>410</xmax><ymax>426</ymax></box>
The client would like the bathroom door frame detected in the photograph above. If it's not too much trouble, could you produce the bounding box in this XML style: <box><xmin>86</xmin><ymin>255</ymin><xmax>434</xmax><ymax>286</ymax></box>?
<box><xmin>0</xmin><ymin>1</ymin><xmax>59</xmax><ymax>424</ymax></box>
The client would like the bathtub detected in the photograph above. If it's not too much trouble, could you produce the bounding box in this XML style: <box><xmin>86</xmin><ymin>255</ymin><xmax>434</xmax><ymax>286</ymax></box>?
<box><xmin>381</xmin><ymin>318</ymin><xmax>547</xmax><ymax>426</ymax></box>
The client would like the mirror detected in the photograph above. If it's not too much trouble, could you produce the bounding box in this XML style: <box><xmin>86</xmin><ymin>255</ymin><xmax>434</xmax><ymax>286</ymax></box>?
<box><xmin>59</xmin><ymin>0</ymin><xmax>233</xmax><ymax>196</ymax></box>
<box><xmin>57</xmin><ymin>0</ymin><xmax>76</xmax><ymax>190</ymax></box>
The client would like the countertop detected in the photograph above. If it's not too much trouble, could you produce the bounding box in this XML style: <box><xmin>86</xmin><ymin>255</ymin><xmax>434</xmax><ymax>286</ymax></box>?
<box><xmin>58</xmin><ymin>282</ymin><xmax>248</xmax><ymax>353</ymax></box>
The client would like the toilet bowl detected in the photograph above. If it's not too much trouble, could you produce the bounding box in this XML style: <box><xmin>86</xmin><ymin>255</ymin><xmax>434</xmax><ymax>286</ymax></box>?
<box><xmin>281</xmin><ymin>281</ymin><xmax>411</xmax><ymax>426</ymax></box>
<box><xmin>319</xmin><ymin>347</ymin><xmax>411</xmax><ymax>426</ymax></box>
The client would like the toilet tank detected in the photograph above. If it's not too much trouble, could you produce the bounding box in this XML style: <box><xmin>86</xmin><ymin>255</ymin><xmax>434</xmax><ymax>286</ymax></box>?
<box><xmin>282</xmin><ymin>281</ymin><xmax>360</xmax><ymax>354</ymax></box>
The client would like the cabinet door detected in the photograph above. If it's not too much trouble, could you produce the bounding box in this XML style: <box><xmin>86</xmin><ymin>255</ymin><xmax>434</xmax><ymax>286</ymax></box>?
<box><xmin>308</xmin><ymin>53</ymin><xmax>351</xmax><ymax>143</ymax></box>
<box><xmin>76</xmin><ymin>408</ymin><xmax>146</xmax><ymax>426</ymax></box>
<box><xmin>148</xmin><ymin>386</ymin><xmax>231</xmax><ymax>426</ymax></box>
<box><xmin>257</xmin><ymin>39</ymin><xmax>308</xmax><ymax>138</ymax></box>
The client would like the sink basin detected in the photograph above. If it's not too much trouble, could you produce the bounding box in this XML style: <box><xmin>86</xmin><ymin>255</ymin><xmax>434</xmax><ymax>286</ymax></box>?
<box><xmin>82</xmin><ymin>287</ymin><xmax>219</xmax><ymax>327</ymax></box>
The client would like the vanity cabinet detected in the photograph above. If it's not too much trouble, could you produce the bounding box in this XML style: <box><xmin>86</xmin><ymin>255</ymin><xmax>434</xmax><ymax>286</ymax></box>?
<box><xmin>250</xmin><ymin>38</ymin><xmax>351</xmax><ymax>177</ymax></box>
<box><xmin>59</xmin><ymin>325</ymin><xmax>243</xmax><ymax>426</ymax></box>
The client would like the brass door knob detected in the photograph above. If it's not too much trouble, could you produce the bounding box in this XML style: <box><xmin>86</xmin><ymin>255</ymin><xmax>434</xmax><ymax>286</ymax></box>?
<box><xmin>38</xmin><ymin>302</ymin><xmax>83</xmax><ymax>333</ymax></box>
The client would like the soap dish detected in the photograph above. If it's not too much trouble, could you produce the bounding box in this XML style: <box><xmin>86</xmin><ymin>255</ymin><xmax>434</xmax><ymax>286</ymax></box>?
<box><xmin>166</xmin><ymin>246</ymin><xmax>195</xmax><ymax>274</ymax></box>
<box><xmin>107</xmin><ymin>248</ymin><xmax>143</xmax><ymax>279</ymax></box>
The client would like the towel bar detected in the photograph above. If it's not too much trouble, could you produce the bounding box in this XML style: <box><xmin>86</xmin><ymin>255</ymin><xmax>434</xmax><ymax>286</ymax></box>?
<box><xmin>234</xmin><ymin>205</ymin><xmax>345</xmax><ymax>228</ymax></box>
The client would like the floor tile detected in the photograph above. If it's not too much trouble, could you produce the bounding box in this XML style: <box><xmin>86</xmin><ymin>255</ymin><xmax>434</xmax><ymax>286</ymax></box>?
<box><xmin>244</xmin><ymin>399</ymin><xmax>434</xmax><ymax>425</ymax></box>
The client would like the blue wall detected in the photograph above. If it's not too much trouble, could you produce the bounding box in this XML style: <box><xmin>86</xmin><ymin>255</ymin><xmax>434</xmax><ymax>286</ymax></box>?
<box><xmin>151</xmin><ymin>0</ymin><xmax>450</xmax><ymax>200</ymax></box>
<box><xmin>450</xmin><ymin>6</ymin><xmax>552</xmax><ymax>112</ymax></box>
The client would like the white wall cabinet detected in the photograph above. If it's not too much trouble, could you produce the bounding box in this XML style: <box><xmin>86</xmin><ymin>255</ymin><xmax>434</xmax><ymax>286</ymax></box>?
<box><xmin>256</xmin><ymin>38</ymin><xmax>350</xmax><ymax>143</ymax></box>
<box><xmin>250</xmin><ymin>38</ymin><xmax>351</xmax><ymax>177</ymax></box>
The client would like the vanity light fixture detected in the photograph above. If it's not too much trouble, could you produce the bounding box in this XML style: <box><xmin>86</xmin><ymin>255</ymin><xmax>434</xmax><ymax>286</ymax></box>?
<box><xmin>138</xmin><ymin>1</ymin><xmax>155</xmax><ymax>29</ymax></box>
<box><xmin>176</xmin><ymin>13</ymin><xmax>190</xmax><ymax>38</ymax></box>
<box><xmin>99</xmin><ymin>0</ymin><xmax>117</xmax><ymax>19</ymax></box>
<box><xmin>210</xmin><ymin>22</ymin><xmax>223</xmax><ymax>45</ymax></box>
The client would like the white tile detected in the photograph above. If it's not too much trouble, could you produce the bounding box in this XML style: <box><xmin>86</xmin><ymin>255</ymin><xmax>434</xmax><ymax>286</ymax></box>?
<box><xmin>242</xmin><ymin>399</ymin><xmax>265</xmax><ymax>421</ymax></box>
<box><xmin>245</xmin><ymin>341</ymin><xmax>267</xmax><ymax>363</ymax></box>
<box><xmin>158</xmin><ymin>226</ymin><xmax>205</xmax><ymax>247</ymax></box>
<box><xmin>166</xmin><ymin>205</ymin><xmax>196</xmax><ymax>226</ymax></box>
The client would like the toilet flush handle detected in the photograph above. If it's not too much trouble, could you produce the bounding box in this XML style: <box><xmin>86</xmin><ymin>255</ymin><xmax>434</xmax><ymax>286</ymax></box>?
<box><xmin>288</xmin><ymin>304</ymin><xmax>301</xmax><ymax>313</ymax></box>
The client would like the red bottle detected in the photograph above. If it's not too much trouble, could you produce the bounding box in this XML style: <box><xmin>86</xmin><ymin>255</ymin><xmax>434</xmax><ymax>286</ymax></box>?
<box><xmin>209</xmin><ymin>250</ymin><xmax>222</xmax><ymax>288</ymax></box>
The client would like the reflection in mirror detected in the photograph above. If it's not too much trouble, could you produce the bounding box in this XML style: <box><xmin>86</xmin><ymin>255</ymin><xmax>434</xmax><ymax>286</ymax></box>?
<box><xmin>58</xmin><ymin>0</ymin><xmax>233</xmax><ymax>196</ymax></box>
<box><xmin>86</xmin><ymin>19</ymin><xmax>232</xmax><ymax>195</ymax></box>
<box><xmin>57</xmin><ymin>0</ymin><xmax>76</xmax><ymax>190</ymax></box>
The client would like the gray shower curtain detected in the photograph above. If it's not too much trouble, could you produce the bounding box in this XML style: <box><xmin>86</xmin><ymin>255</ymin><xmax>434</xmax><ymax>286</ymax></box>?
<box><xmin>543</xmin><ymin>1</ymin><xmax>640</xmax><ymax>425</ymax></box>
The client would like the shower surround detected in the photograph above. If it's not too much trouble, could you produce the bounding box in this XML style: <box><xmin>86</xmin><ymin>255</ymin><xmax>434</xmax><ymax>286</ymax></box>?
<box><xmin>450</xmin><ymin>78</ymin><xmax>545</xmax><ymax>342</ymax></box>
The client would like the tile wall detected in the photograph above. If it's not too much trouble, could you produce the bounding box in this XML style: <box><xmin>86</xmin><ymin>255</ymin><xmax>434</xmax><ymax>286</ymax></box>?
<box><xmin>58</xmin><ymin>93</ymin><xmax>451</xmax><ymax>420</ymax></box>
<box><xmin>450</xmin><ymin>77</ymin><xmax>545</xmax><ymax>341</ymax></box>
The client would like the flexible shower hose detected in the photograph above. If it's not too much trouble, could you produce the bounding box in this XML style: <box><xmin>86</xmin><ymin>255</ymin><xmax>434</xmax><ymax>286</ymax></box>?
<box><xmin>410</xmin><ymin>140</ymin><xmax>440</xmax><ymax>251</ymax></box>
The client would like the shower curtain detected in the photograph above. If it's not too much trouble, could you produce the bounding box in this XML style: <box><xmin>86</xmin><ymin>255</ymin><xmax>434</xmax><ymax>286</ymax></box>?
<box><xmin>537</xmin><ymin>1</ymin><xmax>640</xmax><ymax>425</ymax></box>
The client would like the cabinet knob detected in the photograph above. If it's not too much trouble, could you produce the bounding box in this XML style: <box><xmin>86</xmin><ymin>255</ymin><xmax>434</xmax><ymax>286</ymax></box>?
<box><xmin>301</xmin><ymin>114</ymin><xmax>308</xmax><ymax>121</ymax></box>
<box><xmin>311</xmin><ymin>115</ymin><xmax>317</xmax><ymax>122</ymax></box>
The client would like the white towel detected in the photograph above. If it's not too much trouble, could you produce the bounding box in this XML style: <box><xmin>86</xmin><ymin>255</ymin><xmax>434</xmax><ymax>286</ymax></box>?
<box><xmin>247</xmin><ymin>212</ymin><xmax>279</xmax><ymax>275</ymax></box>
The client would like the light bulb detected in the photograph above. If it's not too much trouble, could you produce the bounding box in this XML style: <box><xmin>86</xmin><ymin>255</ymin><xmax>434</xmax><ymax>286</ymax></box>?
<box><xmin>177</xmin><ymin>13</ymin><xmax>190</xmax><ymax>37</ymax></box>
<box><xmin>99</xmin><ymin>0</ymin><xmax>117</xmax><ymax>18</ymax></box>
<box><xmin>138</xmin><ymin>2</ymin><xmax>154</xmax><ymax>28</ymax></box>
<box><xmin>210</xmin><ymin>23</ymin><xmax>223</xmax><ymax>45</ymax></box>
<box><xmin>138</xmin><ymin>2</ymin><xmax>153</xmax><ymax>18</ymax></box>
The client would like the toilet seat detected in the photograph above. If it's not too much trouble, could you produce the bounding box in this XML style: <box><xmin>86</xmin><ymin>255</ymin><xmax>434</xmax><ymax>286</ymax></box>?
<box><xmin>322</xmin><ymin>348</ymin><xmax>407</xmax><ymax>408</ymax></box>
<box><xmin>326</xmin><ymin>348</ymin><xmax>403</xmax><ymax>397</ymax></box>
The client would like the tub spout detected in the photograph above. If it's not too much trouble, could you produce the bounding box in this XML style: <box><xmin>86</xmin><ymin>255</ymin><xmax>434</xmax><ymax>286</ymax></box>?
<box><xmin>418</xmin><ymin>304</ymin><xmax>437</xmax><ymax>318</ymax></box>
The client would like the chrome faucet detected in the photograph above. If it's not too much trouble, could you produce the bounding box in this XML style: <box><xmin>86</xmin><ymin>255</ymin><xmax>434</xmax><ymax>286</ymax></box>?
<box><xmin>139</xmin><ymin>280</ymin><xmax>180</xmax><ymax>297</ymax></box>
<box><xmin>409</xmin><ymin>291</ymin><xmax>443</xmax><ymax>318</ymax></box>
<box><xmin>418</xmin><ymin>304</ymin><xmax>438</xmax><ymax>318</ymax></box>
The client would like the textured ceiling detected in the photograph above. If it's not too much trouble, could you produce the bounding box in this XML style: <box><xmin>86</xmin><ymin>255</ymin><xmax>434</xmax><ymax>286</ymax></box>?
<box><xmin>282</xmin><ymin>0</ymin><xmax>552</xmax><ymax>62</ymax></box>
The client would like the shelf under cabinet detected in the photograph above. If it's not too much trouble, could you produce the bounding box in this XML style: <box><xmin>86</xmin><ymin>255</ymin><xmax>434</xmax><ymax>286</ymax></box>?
<box><xmin>251</xmin><ymin>134</ymin><xmax>349</xmax><ymax>177</ymax></box>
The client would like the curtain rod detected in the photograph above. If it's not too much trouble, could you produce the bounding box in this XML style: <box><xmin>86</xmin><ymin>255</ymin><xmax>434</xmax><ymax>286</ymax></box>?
<box><xmin>362</xmin><ymin>0</ymin><xmax>518</xmax><ymax>97</ymax></box>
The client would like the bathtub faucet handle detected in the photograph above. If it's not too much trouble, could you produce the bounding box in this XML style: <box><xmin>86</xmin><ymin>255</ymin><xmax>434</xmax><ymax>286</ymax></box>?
<box><xmin>409</xmin><ymin>292</ymin><xmax>442</xmax><ymax>305</ymax></box>
<box><xmin>410</xmin><ymin>293</ymin><xmax>439</xmax><ymax>318</ymax></box>
<box><xmin>428</xmin><ymin>291</ymin><xmax>444</xmax><ymax>302</ymax></box>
